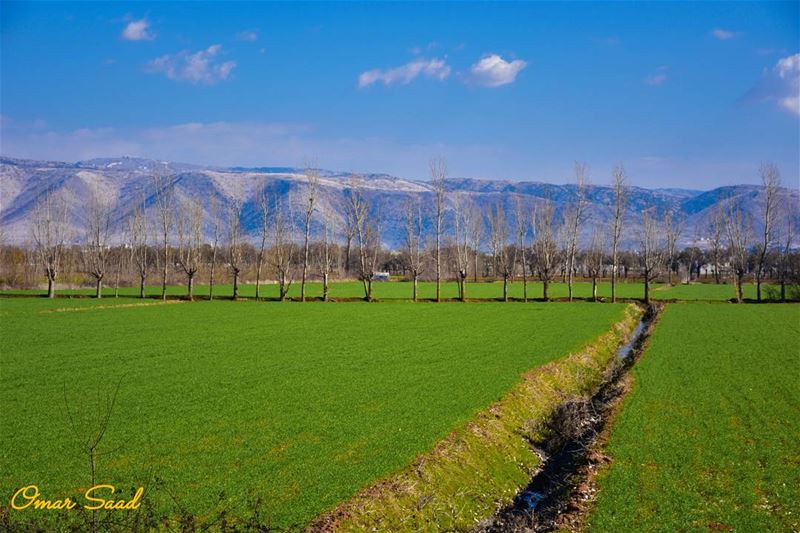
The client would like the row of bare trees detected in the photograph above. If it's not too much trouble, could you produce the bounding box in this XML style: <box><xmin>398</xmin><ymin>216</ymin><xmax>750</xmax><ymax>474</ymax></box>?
<box><xmin>15</xmin><ymin>161</ymin><xmax>798</xmax><ymax>303</ymax></box>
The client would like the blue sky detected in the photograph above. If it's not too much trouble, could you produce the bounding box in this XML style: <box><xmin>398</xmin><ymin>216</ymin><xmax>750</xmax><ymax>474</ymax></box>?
<box><xmin>1</xmin><ymin>1</ymin><xmax>798</xmax><ymax>189</ymax></box>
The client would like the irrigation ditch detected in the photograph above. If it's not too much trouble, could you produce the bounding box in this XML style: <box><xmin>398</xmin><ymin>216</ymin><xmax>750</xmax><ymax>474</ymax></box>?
<box><xmin>476</xmin><ymin>303</ymin><xmax>662</xmax><ymax>533</ymax></box>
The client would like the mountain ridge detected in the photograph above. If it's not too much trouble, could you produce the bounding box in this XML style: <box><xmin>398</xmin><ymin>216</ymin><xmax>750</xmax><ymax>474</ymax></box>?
<box><xmin>1</xmin><ymin>156</ymin><xmax>797</xmax><ymax>249</ymax></box>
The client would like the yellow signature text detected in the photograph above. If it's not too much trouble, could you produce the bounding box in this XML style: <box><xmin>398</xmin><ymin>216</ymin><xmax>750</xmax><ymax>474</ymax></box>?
<box><xmin>11</xmin><ymin>484</ymin><xmax>143</xmax><ymax>511</ymax></box>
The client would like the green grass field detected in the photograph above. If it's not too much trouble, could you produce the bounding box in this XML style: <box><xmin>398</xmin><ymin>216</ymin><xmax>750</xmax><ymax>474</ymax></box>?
<box><xmin>0</xmin><ymin>297</ymin><xmax>626</xmax><ymax>528</ymax></box>
<box><xmin>588</xmin><ymin>304</ymin><xmax>800</xmax><ymax>532</ymax></box>
<box><xmin>6</xmin><ymin>279</ymin><xmax>793</xmax><ymax>302</ymax></box>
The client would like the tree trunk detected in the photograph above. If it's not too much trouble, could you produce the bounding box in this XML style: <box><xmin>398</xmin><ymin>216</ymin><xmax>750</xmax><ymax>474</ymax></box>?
<box><xmin>644</xmin><ymin>274</ymin><xmax>649</xmax><ymax>304</ymax></box>
<box><xmin>232</xmin><ymin>270</ymin><xmax>239</xmax><ymax>300</ymax></box>
<box><xmin>301</xmin><ymin>226</ymin><xmax>310</xmax><ymax>302</ymax></box>
<box><xmin>161</xmin><ymin>247</ymin><xmax>168</xmax><ymax>301</ymax></box>
<box><xmin>592</xmin><ymin>277</ymin><xmax>597</xmax><ymax>302</ymax></box>
<box><xmin>255</xmin><ymin>261</ymin><xmax>262</xmax><ymax>300</ymax></box>
<box><xmin>503</xmin><ymin>276</ymin><xmax>508</xmax><ymax>302</ymax></box>
<box><xmin>114</xmin><ymin>267</ymin><xmax>120</xmax><ymax>298</ymax></box>
<box><xmin>611</xmin><ymin>261</ymin><xmax>617</xmax><ymax>303</ymax></box>
<box><xmin>209</xmin><ymin>262</ymin><xmax>215</xmax><ymax>300</ymax></box>
<box><xmin>187</xmin><ymin>275</ymin><xmax>194</xmax><ymax>301</ymax></box>
<box><xmin>756</xmin><ymin>275</ymin><xmax>762</xmax><ymax>302</ymax></box>
<box><xmin>460</xmin><ymin>274</ymin><xmax>466</xmax><ymax>302</ymax></box>
<box><xmin>436</xmin><ymin>241</ymin><xmax>441</xmax><ymax>303</ymax></box>
<box><xmin>736</xmin><ymin>275</ymin><xmax>744</xmax><ymax>304</ymax></box>
<box><xmin>412</xmin><ymin>274</ymin><xmax>418</xmax><ymax>302</ymax></box>
<box><xmin>523</xmin><ymin>270</ymin><xmax>528</xmax><ymax>303</ymax></box>
<box><xmin>139</xmin><ymin>275</ymin><xmax>146</xmax><ymax>299</ymax></box>
<box><xmin>47</xmin><ymin>276</ymin><xmax>55</xmax><ymax>298</ymax></box>
<box><xmin>473</xmin><ymin>252</ymin><xmax>479</xmax><ymax>283</ymax></box>
<box><xmin>780</xmin><ymin>280</ymin><xmax>786</xmax><ymax>302</ymax></box>
<box><xmin>278</xmin><ymin>273</ymin><xmax>287</xmax><ymax>302</ymax></box>
<box><xmin>95</xmin><ymin>278</ymin><xmax>103</xmax><ymax>299</ymax></box>
<box><xmin>322</xmin><ymin>272</ymin><xmax>329</xmax><ymax>302</ymax></box>
<box><xmin>543</xmin><ymin>279</ymin><xmax>549</xmax><ymax>301</ymax></box>
<box><xmin>568</xmin><ymin>269</ymin><xmax>574</xmax><ymax>302</ymax></box>
<box><xmin>344</xmin><ymin>237</ymin><xmax>352</xmax><ymax>276</ymax></box>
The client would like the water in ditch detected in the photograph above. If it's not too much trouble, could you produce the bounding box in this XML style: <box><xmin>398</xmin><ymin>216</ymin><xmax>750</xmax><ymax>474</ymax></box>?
<box><xmin>476</xmin><ymin>306</ymin><xmax>658</xmax><ymax>533</ymax></box>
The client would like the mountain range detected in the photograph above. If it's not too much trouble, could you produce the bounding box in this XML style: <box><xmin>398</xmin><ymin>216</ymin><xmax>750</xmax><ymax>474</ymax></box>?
<box><xmin>1</xmin><ymin>156</ymin><xmax>797</xmax><ymax>249</ymax></box>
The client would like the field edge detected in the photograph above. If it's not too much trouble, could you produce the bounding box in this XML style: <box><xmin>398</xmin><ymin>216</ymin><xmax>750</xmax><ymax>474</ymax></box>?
<box><xmin>311</xmin><ymin>304</ymin><xmax>643</xmax><ymax>532</ymax></box>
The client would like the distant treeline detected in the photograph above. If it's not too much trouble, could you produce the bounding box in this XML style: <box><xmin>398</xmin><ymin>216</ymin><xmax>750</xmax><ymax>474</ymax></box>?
<box><xmin>2</xmin><ymin>160</ymin><xmax>797</xmax><ymax>303</ymax></box>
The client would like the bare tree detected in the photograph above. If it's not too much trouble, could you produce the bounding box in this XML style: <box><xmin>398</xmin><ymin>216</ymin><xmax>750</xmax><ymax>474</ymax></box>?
<box><xmin>453</xmin><ymin>195</ymin><xmax>472</xmax><ymax>301</ymax></box>
<box><xmin>315</xmin><ymin>205</ymin><xmax>337</xmax><ymax>301</ymax></box>
<box><xmin>514</xmin><ymin>199</ymin><xmax>530</xmax><ymax>302</ymax></box>
<box><xmin>586</xmin><ymin>228</ymin><xmax>605</xmax><ymax>301</ymax></box>
<box><xmin>31</xmin><ymin>189</ymin><xmax>68</xmax><ymax>298</ymax></box>
<box><xmin>300</xmin><ymin>166</ymin><xmax>319</xmax><ymax>301</ymax></box>
<box><xmin>175</xmin><ymin>197</ymin><xmax>203</xmax><ymax>300</ymax></box>
<box><xmin>488</xmin><ymin>203</ymin><xmax>513</xmax><ymax>301</ymax></box>
<box><xmin>151</xmin><ymin>172</ymin><xmax>174</xmax><ymax>301</ymax></box>
<box><xmin>63</xmin><ymin>377</ymin><xmax>124</xmax><ymax>533</ymax></box>
<box><xmin>468</xmin><ymin>205</ymin><xmax>484</xmax><ymax>283</ymax></box>
<box><xmin>708</xmin><ymin>204</ymin><xmax>725</xmax><ymax>283</ymax></box>
<box><xmin>82</xmin><ymin>190</ymin><xmax>113</xmax><ymax>299</ymax></box>
<box><xmin>725</xmin><ymin>201</ymin><xmax>751</xmax><ymax>303</ymax></box>
<box><xmin>430</xmin><ymin>158</ymin><xmax>447</xmax><ymax>302</ymax></box>
<box><xmin>226</xmin><ymin>199</ymin><xmax>245</xmax><ymax>299</ymax></box>
<box><xmin>755</xmin><ymin>163</ymin><xmax>781</xmax><ymax>301</ymax></box>
<box><xmin>111</xmin><ymin>239</ymin><xmax>125</xmax><ymax>299</ymax></box>
<box><xmin>255</xmin><ymin>186</ymin><xmax>270</xmax><ymax>300</ymax></box>
<box><xmin>532</xmin><ymin>200</ymin><xmax>560</xmax><ymax>301</ymax></box>
<box><xmin>610</xmin><ymin>164</ymin><xmax>627</xmax><ymax>303</ymax></box>
<box><xmin>565</xmin><ymin>162</ymin><xmax>590</xmax><ymax>301</ymax></box>
<box><xmin>403</xmin><ymin>198</ymin><xmax>426</xmax><ymax>302</ymax></box>
<box><xmin>208</xmin><ymin>196</ymin><xmax>222</xmax><ymax>300</ymax></box>
<box><xmin>127</xmin><ymin>197</ymin><xmax>149</xmax><ymax>298</ymax></box>
<box><xmin>639</xmin><ymin>208</ymin><xmax>665</xmax><ymax>304</ymax></box>
<box><xmin>346</xmin><ymin>177</ymin><xmax>381</xmax><ymax>301</ymax></box>
<box><xmin>664</xmin><ymin>210</ymin><xmax>684</xmax><ymax>285</ymax></box>
<box><xmin>270</xmin><ymin>198</ymin><xmax>295</xmax><ymax>301</ymax></box>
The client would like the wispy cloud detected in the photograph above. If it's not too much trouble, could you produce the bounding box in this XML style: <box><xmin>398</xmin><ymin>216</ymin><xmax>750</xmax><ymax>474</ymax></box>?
<box><xmin>236</xmin><ymin>29</ymin><xmax>258</xmax><ymax>42</ymax></box>
<box><xmin>644</xmin><ymin>66</ymin><xmax>668</xmax><ymax>86</ymax></box>
<box><xmin>121</xmin><ymin>18</ymin><xmax>155</xmax><ymax>41</ymax></box>
<box><xmin>711</xmin><ymin>28</ymin><xmax>740</xmax><ymax>40</ymax></box>
<box><xmin>756</xmin><ymin>48</ymin><xmax>786</xmax><ymax>56</ymax></box>
<box><xmin>147</xmin><ymin>45</ymin><xmax>236</xmax><ymax>85</ymax></box>
<box><xmin>0</xmin><ymin>120</ymin><xmax>504</xmax><ymax>180</ymax></box>
<box><xmin>465</xmin><ymin>54</ymin><xmax>527</xmax><ymax>88</ymax></box>
<box><xmin>409</xmin><ymin>41</ymin><xmax>438</xmax><ymax>55</ymax></box>
<box><xmin>358</xmin><ymin>58</ymin><xmax>451</xmax><ymax>88</ymax></box>
<box><xmin>744</xmin><ymin>53</ymin><xmax>799</xmax><ymax>116</ymax></box>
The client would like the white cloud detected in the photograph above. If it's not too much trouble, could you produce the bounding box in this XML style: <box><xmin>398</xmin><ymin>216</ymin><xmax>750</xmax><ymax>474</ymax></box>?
<box><xmin>465</xmin><ymin>54</ymin><xmax>526</xmax><ymax>88</ymax></box>
<box><xmin>745</xmin><ymin>53</ymin><xmax>800</xmax><ymax>116</ymax></box>
<box><xmin>711</xmin><ymin>28</ymin><xmax>739</xmax><ymax>40</ymax></box>
<box><xmin>358</xmin><ymin>58</ymin><xmax>451</xmax><ymax>88</ymax></box>
<box><xmin>644</xmin><ymin>66</ymin><xmax>668</xmax><ymax>86</ymax></box>
<box><xmin>147</xmin><ymin>45</ymin><xmax>236</xmax><ymax>85</ymax></box>
<box><xmin>121</xmin><ymin>18</ymin><xmax>155</xmax><ymax>41</ymax></box>
<box><xmin>236</xmin><ymin>30</ymin><xmax>258</xmax><ymax>42</ymax></box>
<box><xmin>776</xmin><ymin>53</ymin><xmax>800</xmax><ymax>115</ymax></box>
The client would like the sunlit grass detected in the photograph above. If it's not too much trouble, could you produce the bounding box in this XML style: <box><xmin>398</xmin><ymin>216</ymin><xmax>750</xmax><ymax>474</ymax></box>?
<box><xmin>0</xmin><ymin>297</ymin><xmax>625</xmax><ymax>528</ymax></box>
